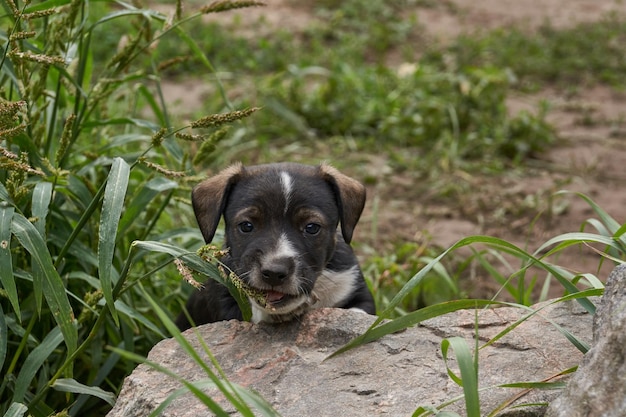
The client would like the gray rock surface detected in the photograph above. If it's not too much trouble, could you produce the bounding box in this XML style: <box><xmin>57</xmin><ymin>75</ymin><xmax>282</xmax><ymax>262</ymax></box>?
<box><xmin>546</xmin><ymin>263</ymin><xmax>626</xmax><ymax>417</ymax></box>
<box><xmin>108</xmin><ymin>298</ymin><xmax>594</xmax><ymax>417</ymax></box>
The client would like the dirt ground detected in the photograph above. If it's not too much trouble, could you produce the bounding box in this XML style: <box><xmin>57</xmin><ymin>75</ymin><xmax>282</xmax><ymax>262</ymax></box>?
<box><xmin>369</xmin><ymin>0</ymin><xmax>626</xmax><ymax>296</ymax></box>
<box><xmin>169</xmin><ymin>0</ymin><xmax>626</xmax><ymax>297</ymax></box>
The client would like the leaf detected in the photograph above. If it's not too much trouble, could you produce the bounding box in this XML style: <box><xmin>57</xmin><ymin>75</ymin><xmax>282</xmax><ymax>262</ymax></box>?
<box><xmin>113</xmin><ymin>299</ymin><xmax>166</xmax><ymax>338</ymax></box>
<box><xmin>67</xmin><ymin>174</ymin><xmax>95</xmax><ymax>209</ymax></box>
<box><xmin>51</xmin><ymin>378</ymin><xmax>116</xmax><ymax>406</ymax></box>
<box><xmin>123</xmin><ymin>284</ymin><xmax>277</xmax><ymax>417</ymax></box>
<box><xmin>118</xmin><ymin>177</ymin><xmax>178</xmax><ymax>235</ymax></box>
<box><xmin>533</xmin><ymin>232</ymin><xmax>620</xmax><ymax>258</ymax></box>
<box><xmin>2</xmin><ymin>402</ymin><xmax>28</xmax><ymax>417</ymax></box>
<box><xmin>137</xmin><ymin>83</ymin><xmax>168</xmax><ymax>127</ymax></box>
<box><xmin>24</xmin><ymin>0</ymin><xmax>70</xmax><ymax>13</ymax></box>
<box><xmin>0</xmin><ymin>182</ymin><xmax>12</xmax><ymax>204</ymax></box>
<box><xmin>99</xmin><ymin>157</ymin><xmax>130</xmax><ymax>324</ymax></box>
<box><xmin>111</xmin><ymin>347</ymin><xmax>232</xmax><ymax>417</ymax></box>
<box><xmin>10</xmin><ymin>213</ymin><xmax>77</xmax><ymax>355</ymax></box>
<box><xmin>413</xmin><ymin>409</ymin><xmax>461</xmax><ymax>417</ymax></box>
<box><xmin>131</xmin><ymin>240</ymin><xmax>251</xmax><ymax>319</ymax></box>
<box><xmin>148</xmin><ymin>379</ymin><xmax>280</xmax><ymax>417</ymax></box>
<box><xmin>92</xmin><ymin>8</ymin><xmax>166</xmax><ymax>28</ymax></box>
<box><xmin>480</xmin><ymin>289</ymin><xmax>601</xmax><ymax>355</ymax></box>
<box><xmin>441</xmin><ymin>337</ymin><xmax>480</xmax><ymax>417</ymax></box>
<box><xmin>83</xmin><ymin>117</ymin><xmax>161</xmax><ymax>130</ymax></box>
<box><xmin>557</xmin><ymin>191</ymin><xmax>622</xmax><ymax>235</ymax></box>
<box><xmin>0</xmin><ymin>203</ymin><xmax>20</xmax><ymax>321</ymax></box>
<box><xmin>0</xmin><ymin>304</ymin><xmax>7</xmax><ymax>373</ymax></box>
<box><xmin>328</xmin><ymin>299</ymin><xmax>507</xmax><ymax>359</ymax></box>
<box><xmin>31</xmin><ymin>182</ymin><xmax>52</xmax><ymax>236</ymax></box>
<box><xmin>31</xmin><ymin>182</ymin><xmax>53</xmax><ymax>317</ymax></box>
<box><xmin>498</xmin><ymin>381</ymin><xmax>566</xmax><ymax>390</ymax></box>
<box><xmin>12</xmin><ymin>327</ymin><xmax>64</xmax><ymax>403</ymax></box>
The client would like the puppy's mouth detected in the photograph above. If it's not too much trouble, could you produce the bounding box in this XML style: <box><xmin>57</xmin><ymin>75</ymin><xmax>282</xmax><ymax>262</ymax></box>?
<box><xmin>249</xmin><ymin>288</ymin><xmax>310</xmax><ymax>314</ymax></box>
<box><xmin>265</xmin><ymin>290</ymin><xmax>294</xmax><ymax>306</ymax></box>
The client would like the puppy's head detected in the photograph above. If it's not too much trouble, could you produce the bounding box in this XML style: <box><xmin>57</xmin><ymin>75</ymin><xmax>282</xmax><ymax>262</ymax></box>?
<box><xmin>192</xmin><ymin>162</ymin><xmax>366</xmax><ymax>320</ymax></box>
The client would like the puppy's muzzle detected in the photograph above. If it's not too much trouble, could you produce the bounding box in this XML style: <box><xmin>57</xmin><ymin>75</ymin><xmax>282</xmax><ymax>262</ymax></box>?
<box><xmin>260</xmin><ymin>256</ymin><xmax>295</xmax><ymax>287</ymax></box>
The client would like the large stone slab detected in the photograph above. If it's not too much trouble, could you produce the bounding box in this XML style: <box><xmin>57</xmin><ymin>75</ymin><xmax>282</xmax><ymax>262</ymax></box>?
<box><xmin>108</xmin><ymin>298</ymin><xmax>593</xmax><ymax>416</ymax></box>
<box><xmin>546</xmin><ymin>264</ymin><xmax>626</xmax><ymax>417</ymax></box>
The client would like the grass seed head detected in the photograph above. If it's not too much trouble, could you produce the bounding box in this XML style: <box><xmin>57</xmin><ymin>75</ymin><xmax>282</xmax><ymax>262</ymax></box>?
<box><xmin>138</xmin><ymin>157</ymin><xmax>186</xmax><ymax>178</ymax></box>
<box><xmin>150</xmin><ymin>127</ymin><xmax>168</xmax><ymax>147</ymax></box>
<box><xmin>200</xmin><ymin>1</ymin><xmax>266</xmax><ymax>15</ymax></box>
<box><xmin>175</xmin><ymin>259</ymin><xmax>204</xmax><ymax>290</ymax></box>
<box><xmin>190</xmin><ymin>107</ymin><xmax>260</xmax><ymax>128</ymax></box>
<box><xmin>55</xmin><ymin>114</ymin><xmax>76</xmax><ymax>165</ymax></box>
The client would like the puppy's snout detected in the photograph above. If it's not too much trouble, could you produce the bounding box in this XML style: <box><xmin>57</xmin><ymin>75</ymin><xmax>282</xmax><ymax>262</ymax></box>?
<box><xmin>261</xmin><ymin>257</ymin><xmax>294</xmax><ymax>286</ymax></box>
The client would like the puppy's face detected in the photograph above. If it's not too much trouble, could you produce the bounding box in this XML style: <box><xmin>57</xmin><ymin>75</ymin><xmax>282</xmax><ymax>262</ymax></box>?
<box><xmin>192</xmin><ymin>163</ymin><xmax>366</xmax><ymax>320</ymax></box>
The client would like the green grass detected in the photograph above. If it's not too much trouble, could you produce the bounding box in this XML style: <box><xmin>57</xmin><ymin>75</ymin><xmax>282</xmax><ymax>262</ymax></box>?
<box><xmin>422</xmin><ymin>13</ymin><xmax>626</xmax><ymax>92</ymax></box>
<box><xmin>1</xmin><ymin>0</ymin><xmax>625</xmax><ymax>416</ymax></box>
<box><xmin>0</xmin><ymin>1</ymin><xmax>258</xmax><ymax>415</ymax></box>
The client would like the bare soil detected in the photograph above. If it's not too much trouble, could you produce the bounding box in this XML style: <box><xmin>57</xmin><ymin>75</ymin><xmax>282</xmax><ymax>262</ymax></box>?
<box><xmin>168</xmin><ymin>0</ymin><xmax>626</xmax><ymax>297</ymax></box>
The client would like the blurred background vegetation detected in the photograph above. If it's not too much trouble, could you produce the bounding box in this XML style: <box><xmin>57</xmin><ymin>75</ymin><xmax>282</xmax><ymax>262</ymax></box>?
<box><xmin>1</xmin><ymin>0</ymin><xmax>625</xmax><ymax>415</ymax></box>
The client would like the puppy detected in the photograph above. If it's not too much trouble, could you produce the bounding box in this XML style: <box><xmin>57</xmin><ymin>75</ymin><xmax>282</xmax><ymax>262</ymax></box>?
<box><xmin>175</xmin><ymin>162</ymin><xmax>375</xmax><ymax>330</ymax></box>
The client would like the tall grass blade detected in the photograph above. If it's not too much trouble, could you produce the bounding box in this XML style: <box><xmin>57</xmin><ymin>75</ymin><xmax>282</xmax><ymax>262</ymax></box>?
<box><xmin>413</xmin><ymin>409</ymin><xmax>460</xmax><ymax>417</ymax></box>
<box><xmin>373</xmin><ymin>235</ymin><xmax>597</xmax><ymax>329</ymax></box>
<box><xmin>480</xmin><ymin>289</ymin><xmax>601</xmax><ymax>354</ymax></box>
<box><xmin>98</xmin><ymin>157</ymin><xmax>130</xmax><ymax>324</ymax></box>
<box><xmin>24</xmin><ymin>0</ymin><xmax>70</xmax><ymax>13</ymax></box>
<box><xmin>148</xmin><ymin>379</ymin><xmax>280</xmax><ymax>417</ymax></box>
<box><xmin>132</xmin><ymin>240</ymin><xmax>251</xmax><ymax>319</ymax></box>
<box><xmin>113</xmin><ymin>299</ymin><xmax>166</xmax><ymax>338</ymax></box>
<box><xmin>110</xmin><ymin>347</ymin><xmax>231</xmax><ymax>416</ymax></box>
<box><xmin>10</xmin><ymin>213</ymin><xmax>77</xmax><ymax>354</ymax></box>
<box><xmin>2</xmin><ymin>403</ymin><xmax>28</xmax><ymax>417</ymax></box>
<box><xmin>12</xmin><ymin>327</ymin><xmax>64</xmax><ymax>403</ymax></box>
<box><xmin>498</xmin><ymin>381</ymin><xmax>567</xmax><ymax>389</ymax></box>
<box><xmin>0</xmin><ymin>305</ymin><xmax>7</xmax><ymax>372</ymax></box>
<box><xmin>31</xmin><ymin>182</ymin><xmax>52</xmax><ymax>317</ymax></box>
<box><xmin>558</xmin><ymin>191</ymin><xmax>623</xmax><ymax>239</ymax></box>
<box><xmin>534</xmin><ymin>232</ymin><xmax>620</xmax><ymax>257</ymax></box>
<box><xmin>441</xmin><ymin>337</ymin><xmax>480</xmax><ymax>417</ymax></box>
<box><xmin>111</xmin><ymin>284</ymin><xmax>280</xmax><ymax>416</ymax></box>
<box><xmin>31</xmin><ymin>182</ymin><xmax>52</xmax><ymax>236</ymax></box>
<box><xmin>51</xmin><ymin>378</ymin><xmax>116</xmax><ymax>406</ymax></box>
<box><xmin>118</xmin><ymin>177</ymin><xmax>178</xmax><ymax>235</ymax></box>
<box><xmin>328</xmin><ymin>299</ymin><xmax>506</xmax><ymax>358</ymax></box>
<box><xmin>0</xmin><ymin>203</ymin><xmax>20</xmax><ymax>320</ymax></box>
<box><xmin>93</xmin><ymin>8</ymin><xmax>166</xmax><ymax>29</ymax></box>
<box><xmin>487</xmin><ymin>367</ymin><xmax>577</xmax><ymax>416</ymax></box>
<box><xmin>141</xmin><ymin>284</ymin><xmax>259</xmax><ymax>415</ymax></box>
<box><xmin>0</xmin><ymin>183</ymin><xmax>12</xmax><ymax>204</ymax></box>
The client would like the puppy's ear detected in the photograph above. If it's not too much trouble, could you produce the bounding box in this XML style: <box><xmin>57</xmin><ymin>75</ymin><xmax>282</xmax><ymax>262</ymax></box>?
<box><xmin>320</xmin><ymin>164</ymin><xmax>366</xmax><ymax>244</ymax></box>
<box><xmin>192</xmin><ymin>163</ymin><xmax>244</xmax><ymax>243</ymax></box>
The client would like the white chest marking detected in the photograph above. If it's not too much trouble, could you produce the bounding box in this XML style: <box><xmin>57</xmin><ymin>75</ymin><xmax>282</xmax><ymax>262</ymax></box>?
<box><xmin>312</xmin><ymin>265</ymin><xmax>359</xmax><ymax>308</ymax></box>
<box><xmin>279</xmin><ymin>171</ymin><xmax>293</xmax><ymax>214</ymax></box>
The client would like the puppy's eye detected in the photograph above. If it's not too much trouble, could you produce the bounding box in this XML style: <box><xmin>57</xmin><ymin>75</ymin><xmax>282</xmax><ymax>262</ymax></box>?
<box><xmin>238</xmin><ymin>221</ymin><xmax>254</xmax><ymax>233</ymax></box>
<box><xmin>304</xmin><ymin>223</ymin><xmax>321</xmax><ymax>235</ymax></box>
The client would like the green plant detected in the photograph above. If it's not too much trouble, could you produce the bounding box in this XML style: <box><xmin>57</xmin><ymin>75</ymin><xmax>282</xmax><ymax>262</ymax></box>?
<box><xmin>253</xmin><ymin>62</ymin><xmax>554</xmax><ymax>170</ymax></box>
<box><xmin>363</xmin><ymin>242</ymin><xmax>463</xmax><ymax>316</ymax></box>
<box><xmin>112</xmin><ymin>283</ymin><xmax>279</xmax><ymax>417</ymax></box>
<box><xmin>423</xmin><ymin>14</ymin><xmax>626</xmax><ymax>90</ymax></box>
<box><xmin>0</xmin><ymin>1</ymin><xmax>262</xmax><ymax>415</ymax></box>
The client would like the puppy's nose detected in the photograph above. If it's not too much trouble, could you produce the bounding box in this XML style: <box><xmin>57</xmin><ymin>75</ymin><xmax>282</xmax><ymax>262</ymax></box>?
<box><xmin>261</xmin><ymin>257</ymin><xmax>294</xmax><ymax>286</ymax></box>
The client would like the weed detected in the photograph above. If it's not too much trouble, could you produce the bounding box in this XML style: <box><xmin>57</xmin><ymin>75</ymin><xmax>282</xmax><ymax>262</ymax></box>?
<box><xmin>0</xmin><ymin>1</ymin><xmax>258</xmax><ymax>415</ymax></box>
<box><xmin>423</xmin><ymin>14</ymin><xmax>626</xmax><ymax>91</ymax></box>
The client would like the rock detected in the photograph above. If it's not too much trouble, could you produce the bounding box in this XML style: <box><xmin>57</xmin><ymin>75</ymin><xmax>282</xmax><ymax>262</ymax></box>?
<box><xmin>546</xmin><ymin>264</ymin><xmax>626</xmax><ymax>417</ymax></box>
<box><xmin>108</xmin><ymin>297</ymin><xmax>593</xmax><ymax>417</ymax></box>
